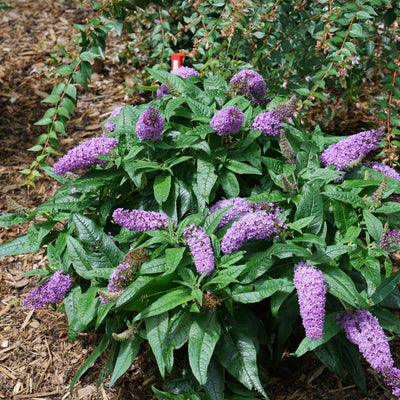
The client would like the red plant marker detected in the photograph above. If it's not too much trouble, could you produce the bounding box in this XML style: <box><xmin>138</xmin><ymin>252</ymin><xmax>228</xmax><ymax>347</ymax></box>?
<box><xmin>171</xmin><ymin>53</ymin><xmax>185</xmax><ymax>72</ymax></box>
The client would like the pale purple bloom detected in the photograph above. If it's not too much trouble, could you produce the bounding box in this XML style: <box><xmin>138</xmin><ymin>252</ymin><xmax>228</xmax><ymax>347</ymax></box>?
<box><xmin>320</xmin><ymin>127</ymin><xmax>385</xmax><ymax>171</ymax></box>
<box><xmin>156</xmin><ymin>84</ymin><xmax>170</xmax><ymax>99</ymax></box>
<box><xmin>112</xmin><ymin>208</ymin><xmax>169</xmax><ymax>231</ymax></box>
<box><xmin>221</xmin><ymin>209</ymin><xmax>286</xmax><ymax>254</ymax></box>
<box><xmin>251</xmin><ymin>97</ymin><xmax>298</xmax><ymax>136</ymax></box>
<box><xmin>135</xmin><ymin>106</ymin><xmax>164</xmax><ymax>141</ymax></box>
<box><xmin>183</xmin><ymin>224</ymin><xmax>214</xmax><ymax>275</ymax></box>
<box><xmin>251</xmin><ymin>111</ymin><xmax>282</xmax><ymax>136</ymax></box>
<box><xmin>172</xmin><ymin>66</ymin><xmax>200</xmax><ymax>79</ymax></box>
<box><xmin>210</xmin><ymin>107</ymin><xmax>244</xmax><ymax>136</ymax></box>
<box><xmin>363</xmin><ymin>162</ymin><xmax>400</xmax><ymax>182</ymax></box>
<box><xmin>293</xmin><ymin>262</ymin><xmax>326</xmax><ymax>340</ymax></box>
<box><xmin>338</xmin><ymin>308</ymin><xmax>400</xmax><ymax>396</ymax></box>
<box><xmin>208</xmin><ymin>198</ymin><xmax>283</xmax><ymax>229</ymax></box>
<box><xmin>377</xmin><ymin>229</ymin><xmax>400</xmax><ymax>251</ymax></box>
<box><xmin>53</xmin><ymin>137</ymin><xmax>118</xmax><ymax>175</ymax></box>
<box><xmin>23</xmin><ymin>271</ymin><xmax>73</xmax><ymax>309</ymax></box>
<box><xmin>230</xmin><ymin>69</ymin><xmax>266</xmax><ymax>103</ymax></box>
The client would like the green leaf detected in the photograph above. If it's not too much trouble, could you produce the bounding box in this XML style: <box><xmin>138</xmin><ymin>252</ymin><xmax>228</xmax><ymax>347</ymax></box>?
<box><xmin>219</xmin><ymin>170</ymin><xmax>240</xmax><ymax>198</ymax></box>
<box><xmin>140</xmin><ymin>257</ymin><xmax>168</xmax><ymax>275</ymax></box>
<box><xmin>309</xmin><ymin>244</ymin><xmax>349</xmax><ymax>265</ymax></box>
<box><xmin>186</xmin><ymin>97</ymin><xmax>213</xmax><ymax>119</ymax></box>
<box><xmin>322</xmin><ymin>191</ymin><xmax>365</xmax><ymax>209</ymax></box>
<box><xmin>70</xmin><ymin>334</ymin><xmax>110</xmax><ymax>393</ymax></box>
<box><xmin>0</xmin><ymin>212</ymin><xmax>29</xmax><ymax>228</ymax></box>
<box><xmin>295</xmin><ymin>183</ymin><xmax>324</xmax><ymax>234</ymax></box>
<box><xmin>110</xmin><ymin>336</ymin><xmax>142</xmax><ymax>387</ymax></box>
<box><xmin>0</xmin><ymin>229</ymin><xmax>41</xmax><ymax>257</ymax></box>
<box><xmin>361</xmin><ymin>257</ymin><xmax>381</xmax><ymax>297</ymax></box>
<box><xmin>154</xmin><ymin>173</ymin><xmax>172</xmax><ymax>204</ymax></box>
<box><xmin>42</xmin><ymin>94</ymin><xmax>61</xmax><ymax>104</ymax></box>
<box><xmin>204</xmin><ymin>357</ymin><xmax>224</xmax><ymax>400</ymax></box>
<box><xmin>293</xmin><ymin>313</ymin><xmax>341</xmax><ymax>357</ymax></box>
<box><xmin>146</xmin><ymin>312</ymin><xmax>169</xmax><ymax>378</ymax></box>
<box><xmin>363</xmin><ymin>210</ymin><xmax>383</xmax><ymax>242</ymax></box>
<box><xmin>65</xmin><ymin>236</ymin><xmax>93</xmax><ymax>279</ymax></box>
<box><xmin>331</xmin><ymin>201</ymin><xmax>358</xmax><ymax>235</ymax></box>
<box><xmin>232</xmin><ymin>279</ymin><xmax>292</xmax><ymax>303</ymax></box>
<box><xmin>165</xmin><ymin>247</ymin><xmax>186</xmax><ymax>273</ymax></box>
<box><xmin>55</xmin><ymin>64</ymin><xmax>74</xmax><ymax>75</ymax></box>
<box><xmin>134</xmin><ymin>287</ymin><xmax>193</xmax><ymax>321</ymax></box>
<box><xmin>319</xmin><ymin>265</ymin><xmax>366</xmax><ymax>308</ymax></box>
<box><xmin>225</xmin><ymin>160</ymin><xmax>262</xmax><ymax>175</ymax></box>
<box><xmin>370</xmin><ymin>271</ymin><xmax>400</xmax><ymax>306</ymax></box>
<box><xmin>72</xmin><ymin>213</ymin><xmax>124</xmax><ymax>269</ymax></box>
<box><xmin>196</xmin><ymin>158</ymin><xmax>218</xmax><ymax>202</ymax></box>
<box><xmin>189</xmin><ymin>312</ymin><xmax>221</xmax><ymax>385</ymax></box>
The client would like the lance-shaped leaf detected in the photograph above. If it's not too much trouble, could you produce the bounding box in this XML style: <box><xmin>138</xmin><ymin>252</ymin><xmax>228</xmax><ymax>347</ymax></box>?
<box><xmin>189</xmin><ymin>311</ymin><xmax>221</xmax><ymax>385</ymax></box>
<box><xmin>196</xmin><ymin>158</ymin><xmax>218</xmax><ymax>202</ymax></box>
<box><xmin>232</xmin><ymin>279</ymin><xmax>292</xmax><ymax>303</ymax></box>
<box><xmin>66</xmin><ymin>235</ymin><xmax>93</xmax><ymax>279</ymax></box>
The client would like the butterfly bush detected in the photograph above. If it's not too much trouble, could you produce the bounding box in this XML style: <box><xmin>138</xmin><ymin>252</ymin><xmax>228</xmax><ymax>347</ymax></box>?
<box><xmin>221</xmin><ymin>209</ymin><xmax>287</xmax><ymax>254</ymax></box>
<box><xmin>23</xmin><ymin>271</ymin><xmax>73</xmax><ymax>309</ymax></box>
<box><xmin>320</xmin><ymin>127</ymin><xmax>385</xmax><ymax>171</ymax></box>
<box><xmin>377</xmin><ymin>229</ymin><xmax>400</xmax><ymax>251</ymax></box>
<box><xmin>230</xmin><ymin>69</ymin><xmax>266</xmax><ymax>103</ymax></box>
<box><xmin>135</xmin><ymin>106</ymin><xmax>164</xmax><ymax>141</ymax></box>
<box><xmin>293</xmin><ymin>262</ymin><xmax>326</xmax><ymax>340</ymax></box>
<box><xmin>113</xmin><ymin>208</ymin><xmax>170</xmax><ymax>231</ymax></box>
<box><xmin>53</xmin><ymin>137</ymin><xmax>118</xmax><ymax>175</ymax></box>
<box><xmin>103</xmin><ymin>106</ymin><xmax>123</xmax><ymax>134</ymax></box>
<box><xmin>183</xmin><ymin>224</ymin><xmax>214</xmax><ymax>275</ymax></box>
<box><xmin>210</xmin><ymin>106</ymin><xmax>244</xmax><ymax>136</ymax></box>
<box><xmin>338</xmin><ymin>309</ymin><xmax>400</xmax><ymax>396</ymax></box>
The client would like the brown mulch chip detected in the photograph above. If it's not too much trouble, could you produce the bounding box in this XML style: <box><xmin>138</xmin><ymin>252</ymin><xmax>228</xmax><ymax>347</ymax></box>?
<box><xmin>1</xmin><ymin>1</ymin><xmax>400</xmax><ymax>399</ymax></box>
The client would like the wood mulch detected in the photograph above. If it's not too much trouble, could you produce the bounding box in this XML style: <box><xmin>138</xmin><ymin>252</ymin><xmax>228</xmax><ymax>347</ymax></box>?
<box><xmin>0</xmin><ymin>1</ymin><xmax>399</xmax><ymax>399</ymax></box>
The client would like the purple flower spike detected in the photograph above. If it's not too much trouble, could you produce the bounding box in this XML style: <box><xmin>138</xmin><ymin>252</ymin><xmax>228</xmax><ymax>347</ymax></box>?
<box><xmin>172</xmin><ymin>66</ymin><xmax>200</xmax><ymax>79</ymax></box>
<box><xmin>112</xmin><ymin>208</ymin><xmax>169</xmax><ymax>232</ymax></box>
<box><xmin>183</xmin><ymin>224</ymin><xmax>214</xmax><ymax>275</ymax></box>
<box><xmin>377</xmin><ymin>229</ymin><xmax>400</xmax><ymax>251</ymax></box>
<box><xmin>220</xmin><ymin>209</ymin><xmax>286</xmax><ymax>254</ymax></box>
<box><xmin>135</xmin><ymin>106</ymin><xmax>164</xmax><ymax>141</ymax></box>
<box><xmin>53</xmin><ymin>137</ymin><xmax>118</xmax><ymax>175</ymax></box>
<box><xmin>103</xmin><ymin>106</ymin><xmax>123</xmax><ymax>134</ymax></box>
<box><xmin>251</xmin><ymin>111</ymin><xmax>282</xmax><ymax>136</ymax></box>
<box><xmin>230</xmin><ymin>69</ymin><xmax>266</xmax><ymax>103</ymax></box>
<box><xmin>23</xmin><ymin>271</ymin><xmax>73</xmax><ymax>309</ymax></box>
<box><xmin>210</xmin><ymin>107</ymin><xmax>244</xmax><ymax>136</ymax></box>
<box><xmin>338</xmin><ymin>308</ymin><xmax>400</xmax><ymax>396</ymax></box>
<box><xmin>293</xmin><ymin>262</ymin><xmax>326</xmax><ymax>340</ymax></box>
<box><xmin>363</xmin><ymin>161</ymin><xmax>400</xmax><ymax>182</ymax></box>
<box><xmin>156</xmin><ymin>84</ymin><xmax>170</xmax><ymax>99</ymax></box>
<box><xmin>320</xmin><ymin>127</ymin><xmax>385</xmax><ymax>172</ymax></box>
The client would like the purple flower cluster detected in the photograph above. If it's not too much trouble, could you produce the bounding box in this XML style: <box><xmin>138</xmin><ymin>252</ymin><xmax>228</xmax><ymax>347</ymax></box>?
<box><xmin>103</xmin><ymin>106</ymin><xmax>122</xmax><ymax>134</ymax></box>
<box><xmin>338</xmin><ymin>309</ymin><xmax>400</xmax><ymax>396</ymax></box>
<box><xmin>220</xmin><ymin>209</ymin><xmax>286</xmax><ymax>254</ymax></box>
<box><xmin>377</xmin><ymin>229</ymin><xmax>400</xmax><ymax>251</ymax></box>
<box><xmin>100</xmin><ymin>248</ymin><xmax>148</xmax><ymax>303</ymax></box>
<box><xmin>208</xmin><ymin>197</ymin><xmax>283</xmax><ymax>230</ymax></box>
<box><xmin>230</xmin><ymin>69</ymin><xmax>266</xmax><ymax>103</ymax></box>
<box><xmin>157</xmin><ymin>66</ymin><xmax>200</xmax><ymax>99</ymax></box>
<box><xmin>363</xmin><ymin>162</ymin><xmax>400</xmax><ymax>182</ymax></box>
<box><xmin>23</xmin><ymin>271</ymin><xmax>73</xmax><ymax>309</ymax></box>
<box><xmin>293</xmin><ymin>262</ymin><xmax>326</xmax><ymax>340</ymax></box>
<box><xmin>210</xmin><ymin>107</ymin><xmax>244</xmax><ymax>136</ymax></box>
<box><xmin>112</xmin><ymin>208</ymin><xmax>169</xmax><ymax>232</ymax></box>
<box><xmin>251</xmin><ymin>97</ymin><xmax>298</xmax><ymax>136</ymax></box>
<box><xmin>53</xmin><ymin>137</ymin><xmax>118</xmax><ymax>175</ymax></box>
<box><xmin>320</xmin><ymin>127</ymin><xmax>385</xmax><ymax>171</ymax></box>
<box><xmin>135</xmin><ymin>106</ymin><xmax>164</xmax><ymax>141</ymax></box>
<box><xmin>183</xmin><ymin>224</ymin><xmax>214</xmax><ymax>275</ymax></box>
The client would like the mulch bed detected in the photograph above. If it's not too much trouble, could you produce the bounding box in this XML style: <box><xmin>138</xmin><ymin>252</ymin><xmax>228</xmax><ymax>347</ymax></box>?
<box><xmin>0</xmin><ymin>1</ymin><xmax>399</xmax><ymax>399</ymax></box>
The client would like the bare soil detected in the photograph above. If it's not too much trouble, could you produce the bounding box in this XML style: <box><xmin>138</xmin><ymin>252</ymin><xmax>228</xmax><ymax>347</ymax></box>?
<box><xmin>0</xmin><ymin>1</ymin><xmax>399</xmax><ymax>399</ymax></box>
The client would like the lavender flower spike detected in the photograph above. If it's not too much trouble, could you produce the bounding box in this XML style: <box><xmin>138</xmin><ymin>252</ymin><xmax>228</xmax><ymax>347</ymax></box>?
<box><xmin>53</xmin><ymin>137</ymin><xmax>118</xmax><ymax>175</ymax></box>
<box><xmin>251</xmin><ymin>110</ymin><xmax>282</xmax><ymax>136</ymax></box>
<box><xmin>363</xmin><ymin>161</ymin><xmax>400</xmax><ymax>182</ymax></box>
<box><xmin>210</xmin><ymin>107</ymin><xmax>244</xmax><ymax>136</ymax></box>
<box><xmin>23</xmin><ymin>271</ymin><xmax>73</xmax><ymax>309</ymax></box>
<box><xmin>338</xmin><ymin>308</ymin><xmax>400</xmax><ymax>396</ymax></box>
<box><xmin>135</xmin><ymin>106</ymin><xmax>164</xmax><ymax>141</ymax></box>
<box><xmin>172</xmin><ymin>66</ymin><xmax>200</xmax><ymax>79</ymax></box>
<box><xmin>183</xmin><ymin>224</ymin><xmax>214</xmax><ymax>275</ymax></box>
<box><xmin>113</xmin><ymin>208</ymin><xmax>169</xmax><ymax>232</ymax></box>
<box><xmin>377</xmin><ymin>228</ymin><xmax>400</xmax><ymax>252</ymax></box>
<box><xmin>103</xmin><ymin>106</ymin><xmax>123</xmax><ymax>134</ymax></box>
<box><xmin>221</xmin><ymin>209</ymin><xmax>286</xmax><ymax>254</ymax></box>
<box><xmin>230</xmin><ymin>69</ymin><xmax>266</xmax><ymax>103</ymax></box>
<box><xmin>320</xmin><ymin>127</ymin><xmax>385</xmax><ymax>172</ymax></box>
<box><xmin>293</xmin><ymin>262</ymin><xmax>326</xmax><ymax>340</ymax></box>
